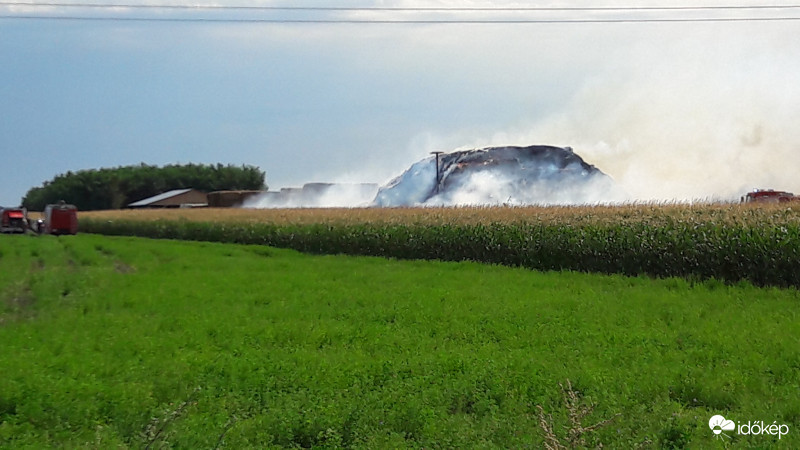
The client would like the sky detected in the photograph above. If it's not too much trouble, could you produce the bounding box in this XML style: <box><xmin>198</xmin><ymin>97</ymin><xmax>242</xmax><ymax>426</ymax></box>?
<box><xmin>2</xmin><ymin>1</ymin><xmax>800</xmax><ymax>206</ymax></box>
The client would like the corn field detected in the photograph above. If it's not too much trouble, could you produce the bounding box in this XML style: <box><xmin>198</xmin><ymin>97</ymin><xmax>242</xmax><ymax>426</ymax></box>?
<box><xmin>80</xmin><ymin>203</ymin><xmax>800</xmax><ymax>287</ymax></box>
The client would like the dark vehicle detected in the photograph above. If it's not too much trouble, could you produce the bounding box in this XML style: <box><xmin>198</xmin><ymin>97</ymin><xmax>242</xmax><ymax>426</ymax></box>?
<box><xmin>0</xmin><ymin>207</ymin><xmax>28</xmax><ymax>233</ymax></box>
<box><xmin>42</xmin><ymin>202</ymin><xmax>78</xmax><ymax>235</ymax></box>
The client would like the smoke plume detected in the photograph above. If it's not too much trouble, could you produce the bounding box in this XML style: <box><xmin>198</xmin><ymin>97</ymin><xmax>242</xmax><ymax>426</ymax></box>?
<box><xmin>480</xmin><ymin>23</ymin><xmax>800</xmax><ymax>201</ymax></box>
<box><xmin>243</xmin><ymin>183</ymin><xmax>379</xmax><ymax>208</ymax></box>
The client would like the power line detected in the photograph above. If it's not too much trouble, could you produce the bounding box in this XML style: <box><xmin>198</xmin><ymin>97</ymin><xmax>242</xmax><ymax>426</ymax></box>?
<box><xmin>3</xmin><ymin>2</ymin><xmax>800</xmax><ymax>24</ymax></box>
<box><xmin>2</xmin><ymin>2</ymin><xmax>800</xmax><ymax>11</ymax></box>
<box><xmin>2</xmin><ymin>15</ymin><xmax>800</xmax><ymax>23</ymax></box>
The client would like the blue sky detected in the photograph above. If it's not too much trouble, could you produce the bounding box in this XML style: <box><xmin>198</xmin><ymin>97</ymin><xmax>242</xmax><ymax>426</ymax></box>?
<box><xmin>2</xmin><ymin>1</ymin><xmax>800</xmax><ymax>206</ymax></box>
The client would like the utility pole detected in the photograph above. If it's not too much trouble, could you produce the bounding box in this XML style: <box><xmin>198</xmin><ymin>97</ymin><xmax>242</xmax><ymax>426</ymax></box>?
<box><xmin>430</xmin><ymin>151</ymin><xmax>444</xmax><ymax>194</ymax></box>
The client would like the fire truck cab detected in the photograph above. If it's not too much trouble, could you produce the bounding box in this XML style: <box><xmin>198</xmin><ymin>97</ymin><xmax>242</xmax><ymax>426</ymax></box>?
<box><xmin>0</xmin><ymin>207</ymin><xmax>28</xmax><ymax>233</ymax></box>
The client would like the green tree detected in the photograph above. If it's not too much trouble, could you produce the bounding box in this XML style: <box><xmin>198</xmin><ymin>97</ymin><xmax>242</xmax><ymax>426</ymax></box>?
<box><xmin>21</xmin><ymin>163</ymin><xmax>267</xmax><ymax>211</ymax></box>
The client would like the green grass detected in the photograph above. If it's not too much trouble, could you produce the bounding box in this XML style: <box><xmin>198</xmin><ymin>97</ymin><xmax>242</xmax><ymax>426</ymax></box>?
<box><xmin>1</xmin><ymin>234</ymin><xmax>799</xmax><ymax>448</ymax></box>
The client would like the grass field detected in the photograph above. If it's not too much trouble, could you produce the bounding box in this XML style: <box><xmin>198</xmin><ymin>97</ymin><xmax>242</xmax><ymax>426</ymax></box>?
<box><xmin>1</xmin><ymin>233</ymin><xmax>798</xmax><ymax>448</ymax></box>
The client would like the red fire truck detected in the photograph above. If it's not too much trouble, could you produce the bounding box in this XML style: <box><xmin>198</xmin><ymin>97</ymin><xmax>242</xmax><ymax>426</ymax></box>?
<box><xmin>741</xmin><ymin>189</ymin><xmax>800</xmax><ymax>204</ymax></box>
<box><xmin>0</xmin><ymin>207</ymin><xmax>28</xmax><ymax>233</ymax></box>
<box><xmin>41</xmin><ymin>202</ymin><xmax>78</xmax><ymax>235</ymax></box>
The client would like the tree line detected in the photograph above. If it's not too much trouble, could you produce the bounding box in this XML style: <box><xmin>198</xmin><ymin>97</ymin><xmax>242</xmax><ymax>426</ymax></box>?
<box><xmin>22</xmin><ymin>163</ymin><xmax>267</xmax><ymax>211</ymax></box>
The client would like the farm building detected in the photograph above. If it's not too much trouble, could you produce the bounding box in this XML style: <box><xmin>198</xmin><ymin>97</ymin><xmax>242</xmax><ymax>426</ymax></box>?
<box><xmin>128</xmin><ymin>189</ymin><xmax>208</xmax><ymax>208</ymax></box>
<box><xmin>207</xmin><ymin>190</ymin><xmax>265</xmax><ymax>207</ymax></box>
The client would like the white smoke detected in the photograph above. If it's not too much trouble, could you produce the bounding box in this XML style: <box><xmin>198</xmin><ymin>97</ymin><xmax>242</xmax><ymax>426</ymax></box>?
<box><xmin>239</xmin><ymin>12</ymin><xmax>800</xmax><ymax>207</ymax></box>
<box><xmin>243</xmin><ymin>183</ymin><xmax>379</xmax><ymax>208</ymax></box>
<box><xmin>427</xmin><ymin>165</ymin><xmax>628</xmax><ymax>206</ymax></box>
<box><xmin>475</xmin><ymin>23</ymin><xmax>800</xmax><ymax>202</ymax></box>
<box><xmin>372</xmin><ymin>156</ymin><xmax>438</xmax><ymax>207</ymax></box>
